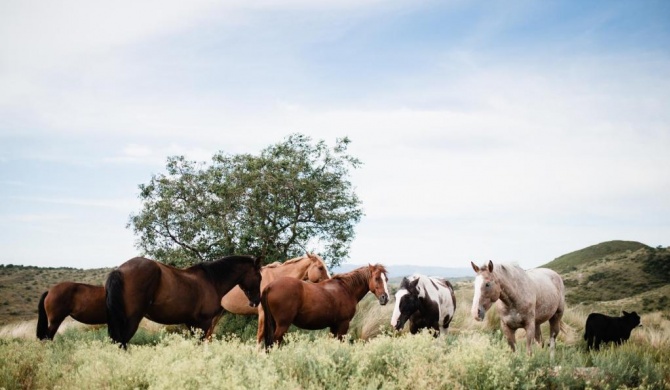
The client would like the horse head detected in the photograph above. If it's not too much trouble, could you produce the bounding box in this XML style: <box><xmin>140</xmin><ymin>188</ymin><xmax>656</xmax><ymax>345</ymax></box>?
<box><xmin>471</xmin><ymin>260</ymin><xmax>501</xmax><ymax>321</ymax></box>
<box><xmin>239</xmin><ymin>256</ymin><xmax>263</xmax><ymax>307</ymax></box>
<box><xmin>368</xmin><ymin>264</ymin><xmax>389</xmax><ymax>305</ymax></box>
<box><xmin>390</xmin><ymin>276</ymin><xmax>421</xmax><ymax>331</ymax></box>
<box><xmin>306</xmin><ymin>253</ymin><xmax>331</xmax><ymax>283</ymax></box>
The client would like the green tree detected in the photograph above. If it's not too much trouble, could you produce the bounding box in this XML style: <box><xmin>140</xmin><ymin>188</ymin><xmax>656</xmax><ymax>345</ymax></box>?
<box><xmin>128</xmin><ymin>134</ymin><xmax>363</xmax><ymax>268</ymax></box>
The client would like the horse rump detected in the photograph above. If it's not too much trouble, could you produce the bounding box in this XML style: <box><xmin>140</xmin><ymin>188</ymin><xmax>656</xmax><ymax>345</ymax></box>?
<box><xmin>36</xmin><ymin>291</ymin><xmax>49</xmax><ymax>340</ymax></box>
<box><xmin>105</xmin><ymin>270</ymin><xmax>127</xmax><ymax>346</ymax></box>
<box><xmin>261</xmin><ymin>292</ymin><xmax>276</xmax><ymax>350</ymax></box>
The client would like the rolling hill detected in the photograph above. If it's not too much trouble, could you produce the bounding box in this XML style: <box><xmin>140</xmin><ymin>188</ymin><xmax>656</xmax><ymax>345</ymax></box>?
<box><xmin>541</xmin><ymin>240</ymin><xmax>669</xmax><ymax>313</ymax></box>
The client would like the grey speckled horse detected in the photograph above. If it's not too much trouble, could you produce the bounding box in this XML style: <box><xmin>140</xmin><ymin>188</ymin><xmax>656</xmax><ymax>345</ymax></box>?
<box><xmin>471</xmin><ymin>260</ymin><xmax>565</xmax><ymax>356</ymax></box>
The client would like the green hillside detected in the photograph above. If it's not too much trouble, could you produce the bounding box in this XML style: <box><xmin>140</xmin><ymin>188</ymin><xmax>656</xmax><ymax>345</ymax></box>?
<box><xmin>542</xmin><ymin>241</ymin><xmax>669</xmax><ymax>313</ymax></box>
<box><xmin>543</xmin><ymin>240</ymin><xmax>650</xmax><ymax>273</ymax></box>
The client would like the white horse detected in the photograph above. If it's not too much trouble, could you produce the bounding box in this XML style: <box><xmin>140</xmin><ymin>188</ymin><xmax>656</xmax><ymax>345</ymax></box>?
<box><xmin>471</xmin><ymin>260</ymin><xmax>565</xmax><ymax>356</ymax></box>
<box><xmin>391</xmin><ymin>274</ymin><xmax>456</xmax><ymax>337</ymax></box>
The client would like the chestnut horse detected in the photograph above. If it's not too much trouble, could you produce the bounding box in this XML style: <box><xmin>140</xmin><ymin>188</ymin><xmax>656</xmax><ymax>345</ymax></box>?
<box><xmin>219</xmin><ymin>253</ymin><xmax>331</xmax><ymax>343</ymax></box>
<box><xmin>261</xmin><ymin>264</ymin><xmax>389</xmax><ymax>349</ymax></box>
<box><xmin>106</xmin><ymin>255</ymin><xmax>262</xmax><ymax>348</ymax></box>
<box><xmin>36</xmin><ymin>282</ymin><xmax>106</xmax><ymax>340</ymax></box>
<box><xmin>471</xmin><ymin>260</ymin><xmax>565</xmax><ymax>356</ymax></box>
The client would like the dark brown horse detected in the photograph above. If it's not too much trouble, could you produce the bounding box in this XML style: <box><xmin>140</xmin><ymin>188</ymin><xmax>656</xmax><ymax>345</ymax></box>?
<box><xmin>261</xmin><ymin>264</ymin><xmax>389</xmax><ymax>348</ymax></box>
<box><xmin>36</xmin><ymin>282</ymin><xmax>106</xmax><ymax>340</ymax></box>
<box><xmin>106</xmin><ymin>255</ymin><xmax>262</xmax><ymax>348</ymax></box>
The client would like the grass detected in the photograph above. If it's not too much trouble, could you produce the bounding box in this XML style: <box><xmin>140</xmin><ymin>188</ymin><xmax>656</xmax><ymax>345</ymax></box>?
<box><xmin>1</xmin><ymin>321</ymin><xmax>668</xmax><ymax>389</ymax></box>
<box><xmin>1</xmin><ymin>280</ymin><xmax>669</xmax><ymax>389</ymax></box>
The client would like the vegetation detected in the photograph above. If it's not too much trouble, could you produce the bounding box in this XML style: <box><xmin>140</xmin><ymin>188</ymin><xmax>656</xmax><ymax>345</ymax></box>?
<box><xmin>2</xmin><ymin>240</ymin><xmax>669</xmax><ymax>388</ymax></box>
<box><xmin>128</xmin><ymin>134</ymin><xmax>363</xmax><ymax>267</ymax></box>
<box><xmin>1</xmin><ymin>304</ymin><xmax>669</xmax><ymax>389</ymax></box>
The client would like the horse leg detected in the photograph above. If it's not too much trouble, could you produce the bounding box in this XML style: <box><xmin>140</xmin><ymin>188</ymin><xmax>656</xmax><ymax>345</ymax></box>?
<box><xmin>204</xmin><ymin>311</ymin><xmax>225</xmax><ymax>341</ymax></box>
<box><xmin>256</xmin><ymin>309</ymin><xmax>265</xmax><ymax>345</ymax></box>
<box><xmin>47</xmin><ymin>317</ymin><xmax>66</xmax><ymax>340</ymax></box>
<box><xmin>273</xmin><ymin>323</ymin><xmax>290</xmax><ymax>346</ymax></box>
<box><xmin>331</xmin><ymin>321</ymin><xmax>350</xmax><ymax>341</ymax></box>
<box><xmin>534</xmin><ymin>323</ymin><xmax>543</xmax><ymax>347</ymax></box>
<box><xmin>549</xmin><ymin>314</ymin><xmax>561</xmax><ymax>360</ymax></box>
<box><xmin>121</xmin><ymin>315</ymin><xmax>143</xmax><ymax>349</ymax></box>
<box><xmin>501</xmin><ymin>322</ymin><xmax>517</xmax><ymax>352</ymax></box>
<box><xmin>524</xmin><ymin>323</ymin><xmax>536</xmax><ymax>355</ymax></box>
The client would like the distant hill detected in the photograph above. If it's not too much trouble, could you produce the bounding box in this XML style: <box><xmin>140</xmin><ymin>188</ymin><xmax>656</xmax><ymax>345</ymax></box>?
<box><xmin>542</xmin><ymin>240</ymin><xmax>650</xmax><ymax>273</ymax></box>
<box><xmin>332</xmin><ymin>264</ymin><xmax>473</xmax><ymax>281</ymax></box>
<box><xmin>542</xmin><ymin>240</ymin><xmax>669</xmax><ymax>312</ymax></box>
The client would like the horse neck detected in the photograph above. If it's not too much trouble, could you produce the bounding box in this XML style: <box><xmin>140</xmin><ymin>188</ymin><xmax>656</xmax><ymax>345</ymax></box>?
<box><xmin>336</xmin><ymin>268</ymin><xmax>372</xmax><ymax>302</ymax></box>
<box><xmin>201</xmin><ymin>260</ymin><xmax>248</xmax><ymax>296</ymax></box>
<box><xmin>493</xmin><ymin>266</ymin><xmax>526</xmax><ymax>308</ymax></box>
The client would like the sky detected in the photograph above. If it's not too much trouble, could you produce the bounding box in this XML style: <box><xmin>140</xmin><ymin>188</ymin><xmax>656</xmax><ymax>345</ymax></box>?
<box><xmin>1</xmin><ymin>0</ymin><xmax>669</xmax><ymax>270</ymax></box>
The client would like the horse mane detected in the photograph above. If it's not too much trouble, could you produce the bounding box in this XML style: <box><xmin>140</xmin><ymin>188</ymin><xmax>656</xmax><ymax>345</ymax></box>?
<box><xmin>334</xmin><ymin>264</ymin><xmax>387</xmax><ymax>290</ymax></box>
<box><xmin>263</xmin><ymin>254</ymin><xmax>311</xmax><ymax>269</ymax></box>
<box><xmin>195</xmin><ymin>255</ymin><xmax>257</xmax><ymax>280</ymax></box>
<box><xmin>492</xmin><ymin>263</ymin><xmax>526</xmax><ymax>281</ymax></box>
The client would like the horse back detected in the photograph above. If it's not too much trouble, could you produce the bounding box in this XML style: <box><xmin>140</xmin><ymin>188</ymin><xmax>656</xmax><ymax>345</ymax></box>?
<box><xmin>527</xmin><ymin>268</ymin><xmax>565</xmax><ymax>322</ymax></box>
<box><xmin>115</xmin><ymin>257</ymin><xmax>164</xmax><ymax>314</ymax></box>
<box><xmin>70</xmin><ymin>283</ymin><xmax>106</xmax><ymax>324</ymax></box>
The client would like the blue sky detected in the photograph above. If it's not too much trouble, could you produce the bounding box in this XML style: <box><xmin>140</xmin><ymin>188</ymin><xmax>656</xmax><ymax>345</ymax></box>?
<box><xmin>1</xmin><ymin>0</ymin><xmax>669</xmax><ymax>270</ymax></box>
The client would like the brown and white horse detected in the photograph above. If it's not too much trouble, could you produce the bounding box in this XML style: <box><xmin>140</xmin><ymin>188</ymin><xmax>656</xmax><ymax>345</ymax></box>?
<box><xmin>471</xmin><ymin>260</ymin><xmax>565</xmax><ymax>356</ymax></box>
<box><xmin>218</xmin><ymin>253</ymin><xmax>331</xmax><ymax>343</ymax></box>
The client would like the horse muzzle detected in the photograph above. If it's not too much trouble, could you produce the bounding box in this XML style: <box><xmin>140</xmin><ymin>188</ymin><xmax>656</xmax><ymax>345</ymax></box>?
<box><xmin>378</xmin><ymin>294</ymin><xmax>389</xmax><ymax>305</ymax></box>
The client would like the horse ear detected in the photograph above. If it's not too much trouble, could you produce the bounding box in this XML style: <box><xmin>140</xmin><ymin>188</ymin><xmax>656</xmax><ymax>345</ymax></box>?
<box><xmin>409</xmin><ymin>278</ymin><xmax>420</xmax><ymax>291</ymax></box>
<box><xmin>487</xmin><ymin>260</ymin><xmax>494</xmax><ymax>272</ymax></box>
<box><xmin>623</xmin><ymin>310</ymin><xmax>629</xmax><ymax>316</ymax></box>
<box><xmin>471</xmin><ymin>261</ymin><xmax>480</xmax><ymax>273</ymax></box>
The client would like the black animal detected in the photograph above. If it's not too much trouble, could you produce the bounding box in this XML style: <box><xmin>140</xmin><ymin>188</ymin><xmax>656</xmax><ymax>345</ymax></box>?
<box><xmin>584</xmin><ymin>311</ymin><xmax>641</xmax><ymax>350</ymax></box>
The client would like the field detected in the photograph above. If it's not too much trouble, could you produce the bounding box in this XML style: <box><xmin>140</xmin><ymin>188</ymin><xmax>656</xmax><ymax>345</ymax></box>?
<box><xmin>1</xmin><ymin>282</ymin><xmax>669</xmax><ymax>389</ymax></box>
<box><xmin>1</xmin><ymin>242</ymin><xmax>669</xmax><ymax>388</ymax></box>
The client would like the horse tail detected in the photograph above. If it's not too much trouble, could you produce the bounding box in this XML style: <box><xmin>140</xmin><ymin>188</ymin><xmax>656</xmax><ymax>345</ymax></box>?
<box><xmin>36</xmin><ymin>291</ymin><xmax>49</xmax><ymax>339</ymax></box>
<box><xmin>105</xmin><ymin>270</ymin><xmax>126</xmax><ymax>345</ymax></box>
<box><xmin>261</xmin><ymin>290</ymin><xmax>275</xmax><ymax>349</ymax></box>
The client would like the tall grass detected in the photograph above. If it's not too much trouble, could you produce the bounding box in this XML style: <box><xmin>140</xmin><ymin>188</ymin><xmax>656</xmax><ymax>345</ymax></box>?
<box><xmin>2</xmin><ymin>283</ymin><xmax>669</xmax><ymax>389</ymax></box>
<box><xmin>1</xmin><ymin>328</ymin><xmax>668</xmax><ymax>389</ymax></box>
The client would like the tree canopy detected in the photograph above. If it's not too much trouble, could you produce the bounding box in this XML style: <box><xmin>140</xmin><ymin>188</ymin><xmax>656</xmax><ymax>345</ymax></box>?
<box><xmin>128</xmin><ymin>134</ymin><xmax>363</xmax><ymax>268</ymax></box>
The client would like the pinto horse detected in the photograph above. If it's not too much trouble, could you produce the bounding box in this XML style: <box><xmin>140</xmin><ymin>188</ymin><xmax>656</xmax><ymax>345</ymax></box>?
<box><xmin>219</xmin><ymin>253</ymin><xmax>331</xmax><ymax>343</ymax></box>
<box><xmin>390</xmin><ymin>274</ymin><xmax>456</xmax><ymax>337</ymax></box>
<box><xmin>261</xmin><ymin>264</ymin><xmax>389</xmax><ymax>348</ymax></box>
<box><xmin>36</xmin><ymin>282</ymin><xmax>106</xmax><ymax>340</ymax></box>
<box><xmin>471</xmin><ymin>260</ymin><xmax>565</xmax><ymax>356</ymax></box>
<box><xmin>106</xmin><ymin>255</ymin><xmax>262</xmax><ymax>348</ymax></box>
